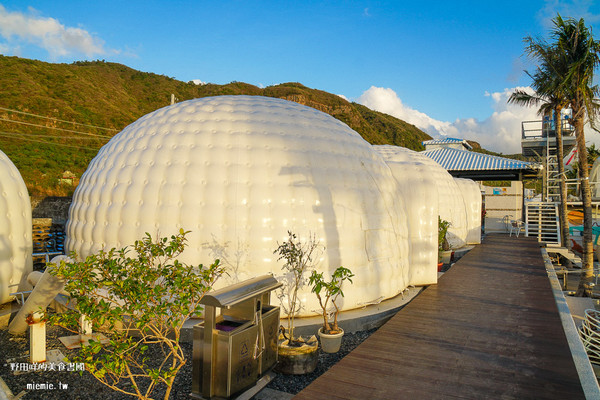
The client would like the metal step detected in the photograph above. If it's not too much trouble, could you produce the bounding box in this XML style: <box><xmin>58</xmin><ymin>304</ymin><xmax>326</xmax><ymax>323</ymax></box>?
<box><xmin>525</xmin><ymin>202</ymin><xmax>561</xmax><ymax>244</ymax></box>
<box><xmin>546</xmin><ymin>244</ymin><xmax>583</xmax><ymax>268</ymax></box>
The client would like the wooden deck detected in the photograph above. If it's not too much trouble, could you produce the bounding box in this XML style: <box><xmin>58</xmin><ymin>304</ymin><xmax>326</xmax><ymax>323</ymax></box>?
<box><xmin>294</xmin><ymin>235</ymin><xmax>586</xmax><ymax>399</ymax></box>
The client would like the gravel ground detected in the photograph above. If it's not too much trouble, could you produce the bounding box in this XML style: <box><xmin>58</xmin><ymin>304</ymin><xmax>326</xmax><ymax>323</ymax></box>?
<box><xmin>266</xmin><ymin>329</ymin><xmax>377</xmax><ymax>395</ymax></box>
<box><xmin>0</xmin><ymin>323</ymin><xmax>195</xmax><ymax>400</ymax></box>
<box><xmin>0</xmin><ymin>321</ymin><xmax>376</xmax><ymax>399</ymax></box>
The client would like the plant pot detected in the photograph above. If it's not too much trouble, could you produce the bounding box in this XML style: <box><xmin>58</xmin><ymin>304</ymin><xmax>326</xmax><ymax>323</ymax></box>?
<box><xmin>276</xmin><ymin>339</ymin><xmax>318</xmax><ymax>375</ymax></box>
<box><xmin>437</xmin><ymin>262</ymin><xmax>443</xmax><ymax>272</ymax></box>
<box><xmin>318</xmin><ymin>327</ymin><xmax>344</xmax><ymax>353</ymax></box>
<box><xmin>441</xmin><ymin>250</ymin><xmax>452</xmax><ymax>265</ymax></box>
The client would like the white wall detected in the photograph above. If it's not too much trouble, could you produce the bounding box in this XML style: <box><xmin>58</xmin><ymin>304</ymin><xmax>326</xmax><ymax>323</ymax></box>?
<box><xmin>483</xmin><ymin>181</ymin><xmax>523</xmax><ymax>233</ymax></box>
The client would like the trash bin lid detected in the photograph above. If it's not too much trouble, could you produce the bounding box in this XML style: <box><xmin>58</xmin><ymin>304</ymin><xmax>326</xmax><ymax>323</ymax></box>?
<box><xmin>201</xmin><ymin>275</ymin><xmax>282</xmax><ymax>308</ymax></box>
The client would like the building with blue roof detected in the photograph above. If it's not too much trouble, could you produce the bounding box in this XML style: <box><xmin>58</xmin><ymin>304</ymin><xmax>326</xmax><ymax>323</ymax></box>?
<box><xmin>421</xmin><ymin>138</ymin><xmax>541</xmax><ymax>181</ymax></box>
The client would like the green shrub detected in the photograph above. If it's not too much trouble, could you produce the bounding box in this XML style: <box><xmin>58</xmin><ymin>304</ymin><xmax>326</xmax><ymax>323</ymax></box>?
<box><xmin>48</xmin><ymin>230</ymin><xmax>224</xmax><ymax>400</ymax></box>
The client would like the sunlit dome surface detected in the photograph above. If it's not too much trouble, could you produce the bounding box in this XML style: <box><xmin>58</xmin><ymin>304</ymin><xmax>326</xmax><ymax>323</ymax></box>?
<box><xmin>454</xmin><ymin>178</ymin><xmax>482</xmax><ymax>245</ymax></box>
<box><xmin>66</xmin><ymin>96</ymin><xmax>410</xmax><ymax>315</ymax></box>
<box><xmin>373</xmin><ymin>145</ymin><xmax>438</xmax><ymax>286</ymax></box>
<box><xmin>375</xmin><ymin>144</ymin><xmax>468</xmax><ymax>249</ymax></box>
<box><xmin>0</xmin><ymin>149</ymin><xmax>32</xmax><ymax>304</ymax></box>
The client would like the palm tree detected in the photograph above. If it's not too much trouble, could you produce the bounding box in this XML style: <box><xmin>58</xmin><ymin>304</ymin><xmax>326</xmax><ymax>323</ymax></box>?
<box><xmin>552</xmin><ymin>15</ymin><xmax>600</xmax><ymax>296</ymax></box>
<box><xmin>509</xmin><ymin>38</ymin><xmax>570</xmax><ymax>250</ymax></box>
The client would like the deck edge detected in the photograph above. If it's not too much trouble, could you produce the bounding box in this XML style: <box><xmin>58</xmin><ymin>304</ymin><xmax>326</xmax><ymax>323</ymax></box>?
<box><xmin>542</xmin><ymin>247</ymin><xmax>600</xmax><ymax>400</ymax></box>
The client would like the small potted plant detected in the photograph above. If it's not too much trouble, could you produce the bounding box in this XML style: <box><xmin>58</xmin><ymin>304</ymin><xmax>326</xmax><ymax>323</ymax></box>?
<box><xmin>309</xmin><ymin>266</ymin><xmax>354</xmax><ymax>353</ymax></box>
<box><xmin>438</xmin><ymin>217</ymin><xmax>451</xmax><ymax>271</ymax></box>
<box><xmin>274</xmin><ymin>231</ymin><xmax>321</xmax><ymax>374</ymax></box>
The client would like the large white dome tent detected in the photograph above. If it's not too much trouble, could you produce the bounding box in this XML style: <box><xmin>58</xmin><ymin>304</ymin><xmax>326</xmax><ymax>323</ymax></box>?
<box><xmin>66</xmin><ymin>95</ymin><xmax>411</xmax><ymax>316</ymax></box>
<box><xmin>0</xmin><ymin>149</ymin><xmax>32</xmax><ymax>304</ymax></box>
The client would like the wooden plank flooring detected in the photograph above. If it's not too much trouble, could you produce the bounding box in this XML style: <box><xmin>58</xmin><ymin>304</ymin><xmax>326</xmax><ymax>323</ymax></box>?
<box><xmin>294</xmin><ymin>235</ymin><xmax>586</xmax><ymax>399</ymax></box>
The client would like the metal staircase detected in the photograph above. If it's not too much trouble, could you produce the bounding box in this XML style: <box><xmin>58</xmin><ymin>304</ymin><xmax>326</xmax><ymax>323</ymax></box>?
<box><xmin>525</xmin><ymin>202</ymin><xmax>561</xmax><ymax>244</ymax></box>
<box><xmin>522</xmin><ymin>120</ymin><xmax>564</xmax><ymax>245</ymax></box>
<box><xmin>545</xmin><ymin>139</ymin><xmax>561</xmax><ymax>203</ymax></box>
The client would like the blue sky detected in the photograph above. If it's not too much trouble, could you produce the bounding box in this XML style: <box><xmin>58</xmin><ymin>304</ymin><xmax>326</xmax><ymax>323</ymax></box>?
<box><xmin>1</xmin><ymin>1</ymin><xmax>599</xmax><ymax>153</ymax></box>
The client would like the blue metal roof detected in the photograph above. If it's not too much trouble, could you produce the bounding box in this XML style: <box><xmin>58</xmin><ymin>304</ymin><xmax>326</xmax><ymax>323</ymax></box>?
<box><xmin>420</xmin><ymin>147</ymin><xmax>541</xmax><ymax>173</ymax></box>
<box><xmin>422</xmin><ymin>137</ymin><xmax>473</xmax><ymax>149</ymax></box>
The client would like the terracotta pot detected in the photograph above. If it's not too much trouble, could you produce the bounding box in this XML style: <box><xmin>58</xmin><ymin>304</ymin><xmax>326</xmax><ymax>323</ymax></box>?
<box><xmin>276</xmin><ymin>339</ymin><xmax>318</xmax><ymax>375</ymax></box>
<box><xmin>441</xmin><ymin>250</ymin><xmax>453</xmax><ymax>265</ymax></box>
<box><xmin>437</xmin><ymin>262</ymin><xmax>443</xmax><ymax>272</ymax></box>
<box><xmin>318</xmin><ymin>327</ymin><xmax>344</xmax><ymax>353</ymax></box>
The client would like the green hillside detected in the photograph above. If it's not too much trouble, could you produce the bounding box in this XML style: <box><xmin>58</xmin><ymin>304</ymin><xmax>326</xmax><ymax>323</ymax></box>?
<box><xmin>0</xmin><ymin>56</ymin><xmax>431</xmax><ymax>196</ymax></box>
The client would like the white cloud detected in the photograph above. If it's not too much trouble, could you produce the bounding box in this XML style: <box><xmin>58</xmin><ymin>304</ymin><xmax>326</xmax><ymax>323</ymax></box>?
<box><xmin>538</xmin><ymin>0</ymin><xmax>600</xmax><ymax>28</ymax></box>
<box><xmin>357</xmin><ymin>85</ymin><xmax>600</xmax><ymax>154</ymax></box>
<box><xmin>191</xmin><ymin>79</ymin><xmax>206</xmax><ymax>85</ymax></box>
<box><xmin>357</xmin><ymin>86</ymin><xmax>455</xmax><ymax>136</ymax></box>
<box><xmin>337</xmin><ymin>94</ymin><xmax>349</xmax><ymax>101</ymax></box>
<box><xmin>0</xmin><ymin>5</ymin><xmax>109</xmax><ymax>59</ymax></box>
<box><xmin>357</xmin><ymin>86</ymin><xmax>540</xmax><ymax>154</ymax></box>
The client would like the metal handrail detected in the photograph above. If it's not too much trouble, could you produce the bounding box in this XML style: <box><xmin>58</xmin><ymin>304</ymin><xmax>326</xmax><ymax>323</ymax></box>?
<box><xmin>559</xmin><ymin>179</ymin><xmax>600</xmax><ymax>199</ymax></box>
<box><xmin>521</xmin><ymin>119</ymin><xmax>575</xmax><ymax>139</ymax></box>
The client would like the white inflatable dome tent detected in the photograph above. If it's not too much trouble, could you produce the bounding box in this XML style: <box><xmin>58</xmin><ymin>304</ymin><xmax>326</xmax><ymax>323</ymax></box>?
<box><xmin>374</xmin><ymin>145</ymin><xmax>439</xmax><ymax>286</ymax></box>
<box><xmin>454</xmin><ymin>178</ymin><xmax>482</xmax><ymax>245</ymax></box>
<box><xmin>376</xmin><ymin>145</ymin><xmax>468</xmax><ymax>249</ymax></box>
<box><xmin>0</xmin><ymin>149</ymin><xmax>32</xmax><ymax>304</ymax></box>
<box><xmin>66</xmin><ymin>95</ymin><xmax>411</xmax><ymax>316</ymax></box>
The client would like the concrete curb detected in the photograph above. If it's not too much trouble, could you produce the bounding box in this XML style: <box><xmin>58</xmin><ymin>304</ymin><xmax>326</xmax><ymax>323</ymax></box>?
<box><xmin>180</xmin><ymin>285</ymin><xmax>425</xmax><ymax>343</ymax></box>
<box><xmin>542</xmin><ymin>247</ymin><xmax>600</xmax><ymax>399</ymax></box>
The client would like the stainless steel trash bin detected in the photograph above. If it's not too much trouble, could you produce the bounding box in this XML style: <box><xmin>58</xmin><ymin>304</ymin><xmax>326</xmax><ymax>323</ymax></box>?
<box><xmin>191</xmin><ymin>275</ymin><xmax>282</xmax><ymax>399</ymax></box>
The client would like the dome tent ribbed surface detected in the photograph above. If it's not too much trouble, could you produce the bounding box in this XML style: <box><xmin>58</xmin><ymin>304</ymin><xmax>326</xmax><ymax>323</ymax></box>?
<box><xmin>454</xmin><ymin>178</ymin><xmax>482</xmax><ymax>245</ymax></box>
<box><xmin>66</xmin><ymin>96</ymin><xmax>410</xmax><ymax>315</ymax></box>
<box><xmin>0</xmin><ymin>149</ymin><xmax>32</xmax><ymax>304</ymax></box>
<box><xmin>376</xmin><ymin>144</ymin><xmax>468</xmax><ymax>249</ymax></box>
<box><xmin>374</xmin><ymin>145</ymin><xmax>439</xmax><ymax>286</ymax></box>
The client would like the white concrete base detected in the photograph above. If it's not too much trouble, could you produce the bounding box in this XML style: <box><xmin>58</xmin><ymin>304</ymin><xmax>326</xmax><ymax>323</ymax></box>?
<box><xmin>8</xmin><ymin>349</ymin><xmax>66</xmax><ymax>376</ymax></box>
<box><xmin>58</xmin><ymin>333</ymin><xmax>109</xmax><ymax>349</ymax></box>
<box><xmin>181</xmin><ymin>285</ymin><xmax>426</xmax><ymax>343</ymax></box>
<box><xmin>29</xmin><ymin>320</ymin><xmax>46</xmax><ymax>363</ymax></box>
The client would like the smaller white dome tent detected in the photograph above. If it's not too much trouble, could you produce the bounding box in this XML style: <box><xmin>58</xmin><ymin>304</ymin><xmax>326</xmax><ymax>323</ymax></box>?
<box><xmin>454</xmin><ymin>178</ymin><xmax>482</xmax><ymax>245</ymax></box>
<box><xmin>374</xmin><ymin>145</ymin><xmax>438</xmax><ymax>285</ymax></box>
<box><xmin>414</xmin><ymin>154</ymin><xmax>468</xmax><ymax>249</ymax></box>
<box><xmin>0</xmin><ymin>150</ymin><xmax>32</xmax><ymax>304</ymax></box>
<box><xmin>379</xmin><ymin>145</ymin><xmax>468</xmax><ymax>249</ymax></box>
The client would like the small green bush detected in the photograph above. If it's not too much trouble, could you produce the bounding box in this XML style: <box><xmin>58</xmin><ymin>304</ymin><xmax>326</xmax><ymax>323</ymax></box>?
<box><xmin>309</xmin><ymin>266</ymin><xmax>354</xmax><ymax>334</ymax></box>
<box><xmin>48</xmin><ymin>230</ymin><xmax>224</xmax><ymax>400</ymax></box>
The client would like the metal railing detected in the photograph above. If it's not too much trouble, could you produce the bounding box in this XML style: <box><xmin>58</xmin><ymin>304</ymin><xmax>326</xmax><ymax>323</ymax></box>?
<box><xmin>525</xmin><ymin>201</ymin><xmax>560</xmax><ymax>244</ymax></box>
<box><xmin>561</xmin><ymin>179</ymin><xmax>600</xmax><ymax>205</ymax></box>
<box><xmin>521</xmin><ymin>119</ymin><xmax>575</xmax><ymax>139</ymax></box>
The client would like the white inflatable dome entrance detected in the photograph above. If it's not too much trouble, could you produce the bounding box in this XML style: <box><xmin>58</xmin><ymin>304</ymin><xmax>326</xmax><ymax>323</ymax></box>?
<box><xmin>66</xmin><ymin>96</ymin><xmax>411</xmax><ymax>316</ymax></box>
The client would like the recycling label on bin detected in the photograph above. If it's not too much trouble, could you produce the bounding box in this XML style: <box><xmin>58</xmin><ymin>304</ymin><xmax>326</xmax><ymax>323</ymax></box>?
<box><xmin>240</xmin><ymin>339</ymin><xmax>250</xmax><ymax>360</ymax></box>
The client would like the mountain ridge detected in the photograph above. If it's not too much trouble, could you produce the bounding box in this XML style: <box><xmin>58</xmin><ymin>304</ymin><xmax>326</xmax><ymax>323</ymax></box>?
<box><xmin>0</xmin><ymin>56</ymin><xmax>432</xmax><ymax>196</ymax></box>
